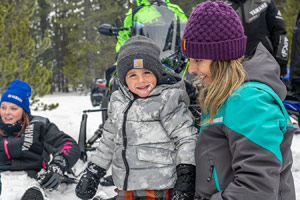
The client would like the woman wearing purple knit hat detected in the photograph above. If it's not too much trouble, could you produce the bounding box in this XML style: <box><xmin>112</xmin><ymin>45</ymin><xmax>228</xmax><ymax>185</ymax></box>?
<box><xmin>181</xmin><ymin>1</ymin><xmax>295</xmax><ymax>200</ymax></box>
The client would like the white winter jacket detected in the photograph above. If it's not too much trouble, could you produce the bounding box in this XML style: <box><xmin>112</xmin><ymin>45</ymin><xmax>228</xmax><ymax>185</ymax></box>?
<box><xmin>91</xmin><ymin>75</ymin><xmax>197</xmax><ymax>191</ymax></box>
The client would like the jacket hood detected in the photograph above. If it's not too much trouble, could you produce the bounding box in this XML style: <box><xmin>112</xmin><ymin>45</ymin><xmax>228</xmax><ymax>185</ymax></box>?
<box><xmin>243</xmin><ymin>42</ymin><xmax>287</xmax><ymax>100</ymax></box>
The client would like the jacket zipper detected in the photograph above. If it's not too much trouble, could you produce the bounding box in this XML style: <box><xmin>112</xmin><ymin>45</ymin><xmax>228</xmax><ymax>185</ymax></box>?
<box><xmin>207</xmin><ymin>158</ymin><xmax>215</xmax><ymax>182</ymax></box>
<box><xmin>207</xmin><ymin>164</ymin><xmax>214</xmax><ymax>182</ymax></box>
<box><xmin>206</xmin><ymin>160</ymin><xmax>221</xmax><ymax>192</ymax></box>
<box><xmin>122</xmin><ymin>100</ymin><xmax>134</xmax><ymax>190</ymax></box>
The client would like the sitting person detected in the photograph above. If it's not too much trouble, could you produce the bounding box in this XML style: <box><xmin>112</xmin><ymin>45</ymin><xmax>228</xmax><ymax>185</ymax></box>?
<box><xmin>0</xmin><ymin>80</ymin><xmax>80</xmax><ymax>200</ymax></box>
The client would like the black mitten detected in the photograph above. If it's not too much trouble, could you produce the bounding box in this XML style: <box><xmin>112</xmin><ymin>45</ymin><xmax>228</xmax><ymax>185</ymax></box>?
<box><xmin>37</xmin><ymin>154</ymin><xmax>67</xmax><ymax>190</ymax></box>
<box><xmin>75</xmin><ymin>162</ymin><xmax>106</xmax><ymax>199</ymax></box>
<box><xmin>171</xmin><ymin>164</ymin><xmax>195</xmax><ymax>200</ymax></box>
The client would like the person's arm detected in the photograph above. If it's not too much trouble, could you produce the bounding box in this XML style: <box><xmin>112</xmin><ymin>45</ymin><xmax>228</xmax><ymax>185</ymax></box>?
<box><xmin>1</xmin><ymin>135</ymin><xmax>24</xmax><ymax>159</ymax></box>
<box><xmin>267</xmin><ymin>0</ymin><xmax>289</xmax><ymax>75</ymax></box>
<box><xmin>212</xmin><ymin>87</ymin><xmax>286</xmax><ymax>200</ymax></box>
<box><xmin>89</xmin><ymin>92</ymin><xmax>118</xmax><ymax>170</ymax></box>
<box><xmin>116</xmin><ymin>9</ymin><xmax>133</xmax><ymax>53</ymax></box>
<box><xmin>76</xmin><ymin>93</ymin><xmax>118</xmax><ymax>199</ymax></box>
<box><xmin>166</xmin><ymin>3</ymin><xmax>188</xmax><ymax>21</ymax></box>
<box><xmin>160</xmin><ymin>87</ymin><xmax>197</xmax><ymax>200</ymax></box>
<box><xmin>160</xmin><ymin>87</ymin><xmax>197</xmax><ymax>166</ymax></box>
<box><xmin>40</xmin><ymin>117</ymin><xmax>80</xmax><ymax>169</ymax></box>
<box><xmin>33</xmin><ymin>116</ymin><xmax>80</xmax><ymax>189</ymax></box>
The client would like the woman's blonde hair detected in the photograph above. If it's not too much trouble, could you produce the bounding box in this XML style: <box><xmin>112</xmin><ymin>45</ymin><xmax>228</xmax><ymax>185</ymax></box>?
<box><xmin>0</xmin><ymin>111</ymin><xmax>30</xmax><ymax>137</ymax></box>
<box><xmin>194</xmin><ymin>57</ymin><xmax>245</xmax><ymax>125</ymax></box>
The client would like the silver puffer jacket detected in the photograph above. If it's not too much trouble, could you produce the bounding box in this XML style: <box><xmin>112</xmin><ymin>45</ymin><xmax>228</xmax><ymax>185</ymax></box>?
<box><xmin>91</xmin><ymin>75</ymin><xmax>197</xmax><ymax>191</ymax></box>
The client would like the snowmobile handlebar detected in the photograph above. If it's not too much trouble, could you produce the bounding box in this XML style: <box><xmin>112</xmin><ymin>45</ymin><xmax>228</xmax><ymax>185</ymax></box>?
<box><xmin>98</xmin><ymin>24</ymin><xmax>129</xmax><ymax>37</ymax></box>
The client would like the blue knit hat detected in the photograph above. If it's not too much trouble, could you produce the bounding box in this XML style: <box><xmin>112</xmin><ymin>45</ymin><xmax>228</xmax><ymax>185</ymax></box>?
<box><xmin>1</xmin><ymin>80</ymin><xmax>31</xmax><ymax>113</ymax></box>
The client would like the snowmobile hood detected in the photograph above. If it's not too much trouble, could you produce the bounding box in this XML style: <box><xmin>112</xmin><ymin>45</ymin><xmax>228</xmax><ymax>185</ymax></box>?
<box><xmin>136</xmin><ymin>0</ymin><xmax>148</xmax><ymax>6</ymax></box>
<box><xmin>136</xmin><ymin>0</ymin><xmax>168</xmax><ymax>6</ymax></box>
<box><xmin>243</xmin><ymin>42</ymin><xmax>287</xmax><ymax>100</ymax></box>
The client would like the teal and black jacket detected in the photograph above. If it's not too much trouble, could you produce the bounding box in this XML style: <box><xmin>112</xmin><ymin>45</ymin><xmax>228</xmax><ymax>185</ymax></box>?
<box><xmin>195</xmin><ymin>43</ymin><xmax>295</xmax><ymax>200</ymax></box>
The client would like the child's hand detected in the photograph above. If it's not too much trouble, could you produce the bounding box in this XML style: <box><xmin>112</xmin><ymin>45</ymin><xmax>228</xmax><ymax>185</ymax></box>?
<box><xmin>171</xmin><ymin>164</ymin><xmax>196</xmax><ymax>200</ymax></box>
<box><xmin>75</xmin><ymin>162</ymin><xmax>106</xmax><ymax>199</ymax></box>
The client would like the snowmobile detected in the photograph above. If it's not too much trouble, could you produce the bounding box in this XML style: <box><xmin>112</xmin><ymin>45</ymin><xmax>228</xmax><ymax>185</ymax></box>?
<box><xmin>90</xmin><ymin>78</ymin><xmax>107</xmax><ymax>107</ymax></box>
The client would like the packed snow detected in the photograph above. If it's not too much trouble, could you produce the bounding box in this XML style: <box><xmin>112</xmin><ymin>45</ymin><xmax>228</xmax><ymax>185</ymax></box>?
<box><xmin>0</xmin><ymin>93</ymin><xmax>300</xmax><ymax>199</ymax></box>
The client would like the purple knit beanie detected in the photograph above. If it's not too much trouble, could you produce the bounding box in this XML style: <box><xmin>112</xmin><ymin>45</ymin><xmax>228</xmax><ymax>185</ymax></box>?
<box><xmin>181</xmin><ymin>1</ymin><xmax>247</xmax><ymax>60</ymax></box>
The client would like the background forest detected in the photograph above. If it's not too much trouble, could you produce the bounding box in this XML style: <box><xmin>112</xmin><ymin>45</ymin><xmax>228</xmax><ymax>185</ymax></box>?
<box><xmin>0</xmin><ymin>0</ymin><xmax>299</xmax><ymax>100</ymax></box>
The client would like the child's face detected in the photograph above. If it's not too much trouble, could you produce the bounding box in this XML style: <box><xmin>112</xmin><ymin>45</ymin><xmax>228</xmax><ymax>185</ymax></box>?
<box><xmin>188</xmin><ymin>58</ymin><xmax>213</xmax><ymax>87</ymax></box>
<box><xmin>125</xmin><ymin>68</ymin><xmax>157</xmax><ymax>98</ymax></box>
<box><xmin>0</xmin><ymin>102</ymin><xmax>23</xmax><ymax>124</ymax></box>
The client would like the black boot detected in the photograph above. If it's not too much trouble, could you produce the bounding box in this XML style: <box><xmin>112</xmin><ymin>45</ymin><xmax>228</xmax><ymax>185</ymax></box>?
<box><xmin>21</xmin><ymin>186</ymin><xmax>44</xmax><ymax>200</ymax></box>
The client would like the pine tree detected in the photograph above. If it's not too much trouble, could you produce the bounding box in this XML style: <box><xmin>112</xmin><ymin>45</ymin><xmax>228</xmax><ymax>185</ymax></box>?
<box><xmin>59</xmin><ymin>0</ymin><xmax>128</xmax><ymax>90</ymax></box>
<box><xmin>0</xmin><ymin>0</ymin><xmax>52</xmax><ymax>99</ymax></box>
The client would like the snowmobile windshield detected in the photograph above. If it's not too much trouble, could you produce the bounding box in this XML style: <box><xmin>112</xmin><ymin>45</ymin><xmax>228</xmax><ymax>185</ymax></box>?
<box><xmin>131</xmin><ymin>4</ymin><xmax>186</xmax><ymax>58</ymax></box>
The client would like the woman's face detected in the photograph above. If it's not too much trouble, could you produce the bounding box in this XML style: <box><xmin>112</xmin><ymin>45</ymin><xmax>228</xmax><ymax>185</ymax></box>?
<box><xmin>0</xmin><ymin>102</ymin><xmax>23</xmax><ymax>124</ymax></box>
<box><xmin>125</xmin><ymin>68</ymin><xmax>157</xmax><ymax>98</ymax></box>
<box><xmin>188</xmin><ymin>59</ymin><xmax>213</xmax><ymax>87</ymax></box>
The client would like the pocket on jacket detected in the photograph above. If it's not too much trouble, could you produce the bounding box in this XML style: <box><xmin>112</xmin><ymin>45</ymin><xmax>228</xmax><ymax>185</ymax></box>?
<box><xmin>137</xmin><ymin>146</ymin><xmax>174</xmax><ymax>165</ymax></box>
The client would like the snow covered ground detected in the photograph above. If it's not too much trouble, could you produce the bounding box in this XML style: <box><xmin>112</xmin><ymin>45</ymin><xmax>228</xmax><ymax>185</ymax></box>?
<box><xmin>1</xmin><ymin>93</ymin><xmax>300</xmax><ymax>199</ymax></box>
<box><xmin>1</xmin><ymin>93</ymin><xmax>116</xmax><ymax>200</ymax></box>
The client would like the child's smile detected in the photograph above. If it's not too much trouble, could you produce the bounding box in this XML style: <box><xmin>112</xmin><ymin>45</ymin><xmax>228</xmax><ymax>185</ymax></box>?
<box><xmin>125</xmin><ymin>68</ymin><xmax>157</xmax><ymax>98</ymax></box>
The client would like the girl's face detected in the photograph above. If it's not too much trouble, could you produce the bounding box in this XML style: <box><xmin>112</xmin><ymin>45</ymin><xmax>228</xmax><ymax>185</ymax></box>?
<box><xmin>125</xmin><ymin>68</ymin><xmax>157</xmax><ymax>98</ymax></box>
<box><xmin>0</xmin><ymin>102</ymin><xmax>23</xmax><ymax>124</ymax></box>
<box><xmin>188</xmin><ymin>59</ymin><xmax>213</xmax><ymax>87</ymax></box>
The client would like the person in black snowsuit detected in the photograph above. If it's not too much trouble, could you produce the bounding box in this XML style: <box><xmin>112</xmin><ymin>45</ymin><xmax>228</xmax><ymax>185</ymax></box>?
<box><xmin>226</xmin><ymin>0</ymin><xmax>289</xmax><ymax>76</ymax></box>
<box><xmin>0</xmin><ymin>80</ymin><xmax>80</xmax><ymax>200</ymax></box>
<box><xmin>290</xmin><ymin>9</ymin><xmax>300</xmax><ymax>102</ymax></box>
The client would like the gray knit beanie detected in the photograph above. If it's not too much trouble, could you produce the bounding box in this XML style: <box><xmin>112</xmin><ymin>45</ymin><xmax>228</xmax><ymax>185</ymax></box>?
<box><xmin>117</xmin><ymin>35</ymin><xmax>163</xmax><ymax>85</ymax></box>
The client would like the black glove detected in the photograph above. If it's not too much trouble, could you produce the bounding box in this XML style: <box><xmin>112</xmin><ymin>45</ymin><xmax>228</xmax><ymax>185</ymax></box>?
<box><xmin>37</xmin><ymin>154</ymin><xmax>67</xmax><ymax>190</ymax></box>
<box><xmin>75</xmin><ymin>162</ymin><xmax>106</xmax><ymax>199</ymax></box>
<box><xmin>171</xmin><ymin>164</ymin><xmax>195</xmax><ymax>200</ymax></box>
